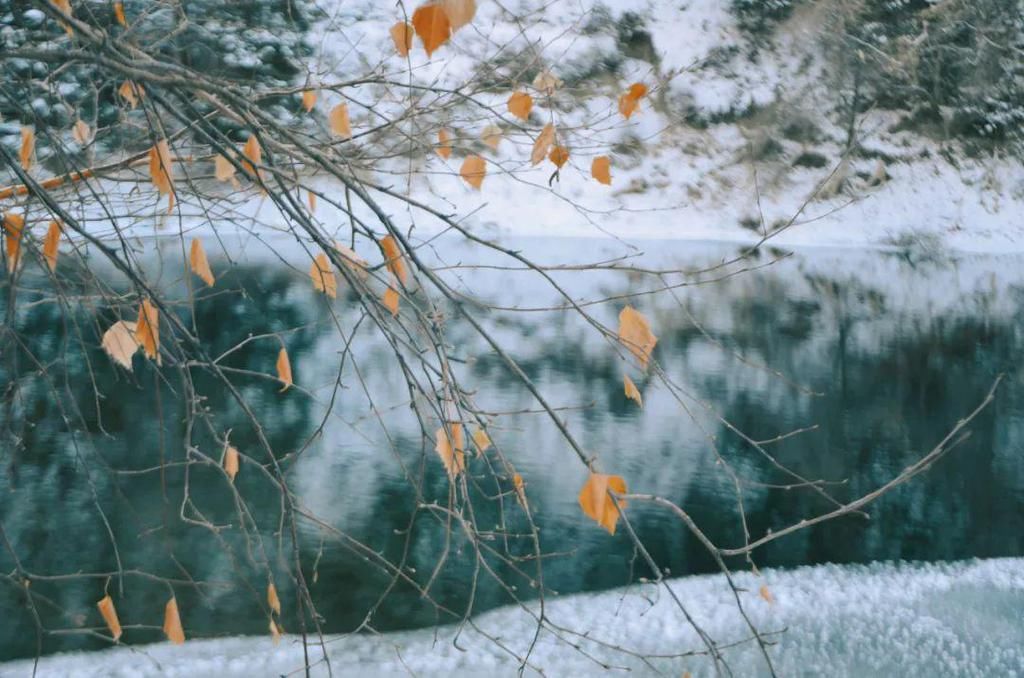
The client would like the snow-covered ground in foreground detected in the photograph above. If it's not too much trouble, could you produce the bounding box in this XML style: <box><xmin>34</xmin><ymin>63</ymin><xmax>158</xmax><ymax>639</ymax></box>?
<box><xmin>4</xmin><ymin>558</ymin><xmax>1022</xmax><ymax>677</ymax></box>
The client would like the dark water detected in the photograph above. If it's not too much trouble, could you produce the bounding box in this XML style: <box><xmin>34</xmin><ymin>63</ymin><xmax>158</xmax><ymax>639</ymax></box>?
<box><xmin>1</xmin><ymin>239</ymin><xmax>1022</xmax><ymax>661</ymax></box>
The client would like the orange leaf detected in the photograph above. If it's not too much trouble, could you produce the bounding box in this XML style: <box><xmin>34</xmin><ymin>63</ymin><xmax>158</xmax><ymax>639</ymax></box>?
<box><xmin>442</xmin><ymin>0</ymin><xmax>476</xmax><ymax>31</ymax></box>
<box><xmin>19</xmin><ymin>127</ymin><xmax>34</xmax><ymax>171</ymax></box>
<box><xmin>578</xmin><ymin>473</ymin><xmax>628</xmax><ymax>534</ymax></box>
<box><xmin>241</xmin><ymin>135</ymin><xmax>261</xmax><ymax>179</ymax></box>
<box><xmin>310</xmin><ymin>252</ymin><xmax>337</xmax><ymax>298</ymax></box>
<box><xmin>189</xmin><ymin>239</ymin><xmax>215</xmax><ymax>287</ymax></box>
<box><xmin>102</xmin><ymin>320</ymin><xmax>139</xmax><ymax>370</ymax></box>
<box><xmin>163</xmin><ymin>597</ymin><xmax>185</xmax><ymax>644</ymax></box>
<box><xmin>223</xmin><ymin>444</ymin><xmax>239</xmax><ymax>482</ymax></box>
<box><xmin>307</xmin><ymin>190</ymin><xmax>317</xmax><ymax>213</ymax></box>
<box><xmin>513</xmin><ymin>472</ymin><xmax>527</xmax><ymax>509</ymax></box>
<box><xmin>134</xmin><ymin>298</ymin><xmax>160</xmax><ymax>365</ymax></box>
<box><xmin>118</xmin><ymin>81</ymin><xmax>143</xmax><ymax>109</ymax></box>
<box><xmin>480</xmin><ymin>124</ymin><xmax>502</xmax><ymax>150</ymax></box>
<box><xmin>390</xmin><ymin>21</ymin><xmax>414</xmax><ymax>57</ymax></box>
<box><xmin>301</xmin><ymin>89</ymin><xmax>317</xmax><ymax>113</ymax></box>
<box><xmin>471</xmin><ymin>427</ymin><xmax>491</xmax><ymax>455</ymax></box>
<box><xmin>760</xmin><ymin>584</ymin><xmax>775</xmax><ymax>604</ymax></box>
<box><xmin>148</xmin><ymin>139</ymin><xmax>173</xmax><ymax>195</ymax></box>
<box><xmin>214</xmin><ymin>154</ymin><xmax>236</xmax><ymax>183</ymax></box>
<box><xmin>459</xmin><ymin>155</ymin><xmax>486</xmax><ymax>189</ymax></box>
<box><xmin>72</xmin><ymin>119</ymin><xmax>91</xmax><ymax>145</ymax></box>
<box><xmin>269</xmin><ymin>617</ymin><xmax>282</xmax><ymax>644</ymax></box>
<box><xmin>549</xmin><ymin>145</ymin><xmax>569</xmax><ymax>169</ymax></box>
<box><xmin>329</xmin><ymin>103</ymin><xmax>351</xmax><ymax>139</ymax></box>
<box><xmin>383</xmin><ymin>286</ymin><xmax>400</xmax><ymax>317</ymax></box>
<box><xmin>627</xmin><ymin>83</ymin><xmax>648</xmax><ymax>100</ymax></box>
<box><xmin>530</xmin><ymin>123</ymin><xmax>555</xmax><ymax>166</ymax></box>
<box><xmin>436</xmin><ymin>128</ymin><xmax>452</xmax><ymax>160</ymax></box>
<box><xmin>54</xmin><ymin>0</ymin><xmax>73</xmax><ymax>34</ymax></box>
<box><xmin>379</xmin><ymin>235</ymin><xmax>407</xmax><ymax>284</ymax></box>
<box><xmin>4</xmin><ymin>212</ymin><xmax>25</xmax><ymax>272</ymax></box>
<box><xmin>623</xmin><ymin>374</ymin><xmax>642</xmax><ymax>407</ymax></box>
<box><xmin>113</xmin><ymin>1</ymin><xmax>127</xmax><ymax>26</ymax></box>
<box><xmin>267</xmin><ymin>582</ymin><xmax>281</xmax><ymax>616</ymax></box>
<box><xmin>591</xmin><ymin>155</ymin><xmax>612</xmax><ymax>185</ymax></box>
<box><xmin>507</xmin><ymin>91</ymin><xmax>533</xmax><ymax>121</ymax></box>
<box><xmin>276</xmin><ymin>347</ymin><xmax>292</xmax><ymax>392</ymax></box>
<box><xmin>618</xmin><ymin>306</ymin><xmax>657</xmax><ymax>368</ymax></box>
<box><xmin>43</xmin><ymin>220</ymin><xmax>61</xmax><ymax>273</ymax></box>
<box><xmin>96</xmin><ymin>595</ymin><xmax>122</xmax><ymax>641</ymax></box>
<box><xmin>412</xmin><ymin>4</ymin><xmax>451</xmax><ymax>57</ymax></box>
<box><xmin>618</xmin><ymin>92</ymin><xmax>640</xmax><ymax>119</ymax></box>
<box><xmin>434</xmin><ymin>423</ymin><xmax>465</xmax><ymax>480</ymax></box>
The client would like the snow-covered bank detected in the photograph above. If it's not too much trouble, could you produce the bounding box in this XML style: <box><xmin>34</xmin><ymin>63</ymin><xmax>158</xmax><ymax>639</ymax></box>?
<box><xmin>4</xmin><ymin>558</ymin><xmax>1022</xmax><ymax>677</ymax></box>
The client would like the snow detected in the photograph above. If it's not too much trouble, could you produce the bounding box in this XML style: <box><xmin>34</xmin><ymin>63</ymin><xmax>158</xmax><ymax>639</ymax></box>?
<box><xmin>3</xmin><ymin>557</ymin><xmax>1021</xmax><ymax>677</ymax></box>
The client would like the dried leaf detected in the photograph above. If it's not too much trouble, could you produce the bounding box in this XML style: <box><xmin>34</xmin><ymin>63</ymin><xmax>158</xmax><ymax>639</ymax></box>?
<box><xmin>54</xmin><ymin>0</ymin><xmax>73</xmax><ymax>34</ymax></box>
<box><xmin>113</xmin><ymin>1</ymin><xmax>127</xmax><ymax>27</ymax></box>
<box><xmin>390</xmin><ymin>21</ymin><xmax>414</xmax><ymax>57</ymax></box>
<box><xmin>513</xmin><ymin>473</ymin><xmax>527</xmax><ymax>509</ymax></box>
<box><xmin>214</xmin><ymin>154</ymin><xmax>236</xmax><ymax>183</ymax></box>
<box><xmin>43</xmin><ymin>220</ymin><xmax>61</xmax><ymax>273</ymax></box>
<box><xmin>307</xmin><ymin>190</ymin><xmax>317</xmax><ymax>213</ymax></box>
<box><xmin>310</xmin><ymin>252</ymin><xmax>337</xmax><ymax>298</ymax></box>
<box><xmin>102</xmin><ymin>320</ymin><xmax>139</xmax><ymax>370</ymax></box>
<box><xmin>118</xmin><ymin>81</ymin><xmax>143</xmax><ymax>109</ymax></box>
<box><xmin>189</xmin><ymin>239</ymin><xmax>215</xmax><ymax>287</ymax></box>
<box><xmin>459</xmin><ymin>155</ymin><xmax>486</xmax><ymax>190</ymax></box>
<box><xmin>276</xmin><ymin>347</ymin><xmax>293</xmax><ymax>392</ymax></box>
<box><xmin>72</xmin><ymin>119</ymin><xmax>91</xmax><ymax>145</ymax></box>
<box><xmin>148</xmin><ymin>139</ymin><xmax>173</xmax><ymax>195</ymax></box>
<box><xmin>623</xmin><ymin>374</ymin><xmax>643</xmax><ymax>407</ymax></box>
<box><xmin>4</xmin><ymin>212</ymin><xmax>25</xmax><ymax>272</ymax></box>
<box><xmin>480</xmin><ymin>124</ymin><xmax>502</xmax><ymax>150</ymax></box>
<box><xmin>379</xmin><ymin>235</ymin><xmax>407</xmax><ymax>284</ymax></box>
<box><xmin>618</xmin><ymin>306</ymin><xmax>657</xmax><ymax>368</ymax></box>
<box><xmin>436</xmin><ymin>128</ymin><xmax>452</xmax><ymax>160</ymax></box>
<box><xmin>19</xmin><ymin>127</ymin><xmax>34</xmax><ymax>171</ymax></box>
<box><xmin>591</xmin><ymin>155</ymin><xmax>612</xmax><ymax>185</ymax></box>
<box><xmin>267</xmin><ymin>582</ymin><xmax>281</xmax><ymax>616</ymax></box>
<box><xmin>333</xmin><ymin>242</ymin><xmax>369</xmax><ymax>279</ymax></box>
<box><xmin>329</xmin><ymin>103</ymin><xmax>351</xmax><ymax>139</ymax></box>
<box><xmin>549</xmin><ymin>145</ymin><xmax>569</xmax><ymax>169</ymax></box>
<box><xmin>627</xmin><ymin>83</ymin><xmax>649</xmax><ymax>100</ymax></box>
<box><xmin>241</xmin><ymin>135</ymin><xmax>261</xmax><ymax>179</ymax></box>
<box><xmin>383</xmin><ymin>286</ymin><xmax>400</xmax><ymax>317</ymax></box>
<box><xmin>163</xmin><ymin>597</ymin><xmax>185</xmax><ymax>645</ymax></box>
<box><xmin>759</xmin><ymin>584</ymin><xmax>774</xmax><ymax>604</ymax></box>
<box><xmin>269</xmin><ymin>617</ymin><xmax>281</xmax><ymax>644</ymax></box>
<box><xmin>442</xmin><ymin>0</ymin><xmax>476</xmax><ymax>31</ymax></box>
<box><xmin>301</xmin><ymin>89</ymin><xmax>317</xmax><ymax>113</ymax></box>
<box><xmin>618</xmin><ymin>92</ymin><xmax>640</xmax><ymax>119</ymax></box>
<box><xmin>471</xmin><ymin>427</ymin><xmax>491</xmax><ymax>455</ymax></box>
<box><xmin>434</xmin><ymin>423</ymin><xmax>465</xmax><ymax>480</ymax></box>
<box><xmin>222</xmin><ymin>444</ymin><xmax>239</xmax><ymax>482</ymax></box>
<box><xmin>532</xmin><ymin>69</ymin><xmax>562</xmax><ymax>95</ymax></box>
<box><xmin>530</xmin><ymin>124</ymin><xmax>555</xmax><ymax>166</ymax></box>
<box><xmin>135</xmin><ymin>298</ymin><xmax>160</xmax><ymax>365</ymax></box>
<box><xmin>97</xmin><ymin>595</ymin><xmax>122</xmax><ymax>641</ymax></box>
<box><xmin>412</xmin><ymin>4</ymin><xmax>451</xmax><ymax>57</ymax></box>
<box><xmin>507</xmin><ymin>91</ymin><xmax>533</xmax><ymax>121</ymax></box>
<box><xmin>578</xmin><ymin>473</ymin><xmax>628</xmax><ymax>535</ymax></box>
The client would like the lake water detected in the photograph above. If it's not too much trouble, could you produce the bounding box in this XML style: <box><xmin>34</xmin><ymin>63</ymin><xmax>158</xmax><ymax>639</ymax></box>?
<box><xmin>1</xmin><ymin>236</ymin><xmax>1022</xmax><ymax>663</ymax></box>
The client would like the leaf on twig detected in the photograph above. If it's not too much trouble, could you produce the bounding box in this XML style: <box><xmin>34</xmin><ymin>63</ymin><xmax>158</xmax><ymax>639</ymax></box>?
<box><xmin>189</xmin><ymin>239</ymin><xmax>215</xmax><ymax>287</ymax></box>
<box><xmin>760</xmin><ymin>584</ymin><xmax>774</xmax><ymax>604</ymax></box>
<box><xmin>135</xmin><ymin>299</ymin><xmax>160</xmax><ymax>365</ymax></box>
<box><xmin>163</xmin><ymin>597</ymin><xmax>185</xmax><ymax>644</ymax></box>
<box><xmin>102</xmin><ymin>320</ymin><xmax>139</xmax><ymax>370</ymax></box>
<box><xmin>43</xmin><ymin>220</ymin><xmax>61</xmax><ymax>273</ymax></box>
<box><xmin>513</xmin><ymin>473</ymin><xmax>528</xmax><ymax>510</ymax></box>
<box><xmin>459</xmin><ymin>155</ymin><xmax>486</xmax><ymax>189</ymax></box>
<box><xmin>72</xmin><ymin>119</ymin><xmax>91</xmax><ymax>145</ymax></box>
<box><xmin>113</xmin><ymin>1</ymin><xmax>127</xmax><ymax>27</ymax></box>
<box><xmin>436</xmin><ymin>128</ymin><xmax>452</xmax><ymax>160</ymax></box>
<box><xmin>481</xmin><ymin>124</ymin><xmax>502</xmax><ymax>150</ymax></box>
<box><xmin>329</xmin><ymin>103</ymin><xmax>351</xmax><ymax>139</ymax></box>
<box><xmin>618</xmin><ymin>306</ymin><xmax>657</xmax><ymax>368</ymax></box>
<box><xmin>310</xmin><ymin>252</ymin><xmax>337</xmax><ymax>298</ymax></box>
<box><xmin>471</xmin><ymin>427</ymin><xmax>491</xmax><ymax>455</ymax></box>
<box><xmin>507</xmin><ymin>92</ymin><xmax>533</xmax><ymax>121</ymax></box>
<box><xmin>379</xmin><ymin>235</ymin><xmax>407</xmax><ymax>284</ymax></box>
<box><xmin>442</xmin><ymin>0</ymin><xmax>476</xmax><ymax>31</ymax></box>
<box><xmin>276</xmin><ymin>347</ymin><xmax>292</xmax><ymax>392</ymax></box>
<box><xmin>148</xmin><ymin>139</ymin><xmax>173</xmax><ymax>195</ymax></box>
<box><xmin>530</xmin><ymin>124</ymin><xmax>555</xmax><ymax>166</ymax></box>
<box><xmin>591</xmin><ymin>155</ymin><xmax>612</xmax><ymax>185</ymax></box>
<box><xmin>578</xmin><ymin>473</ymin><xmax>628</xmax><ymax>535</ymax></box>
<box><xmin>267</xmin><ymin>582</ymin><xmax>281</xmax><ymax>616</ymax></box>
<box><xmin>532</xmin><ymin>69</ymin><xmax>562</xmax><ymax>95</ymax></box>
<box><xmin>412</xmin><ymin>4</ymin><xmax>451</xmax><ymax>57</ymax></box>
<box><xmin>623</xmin><ymin>374</ymin><xmax>643</xmax><ymax>407</ymax></box>
<box><xmin>19</xmin><ymin>127</ymin><xmax>34</xmax><ymax>171</ymax></box>
<box><xmin>301</xmin><ymin>89</ymin><xmax>317</xmax><ymax>113</ymax></box>
<box><xmin>390</xmin><ymin>22</ymin><xmax>414</xmax><ymax>57</ymax></box>
<box><xmin>618</xmin><ymin>82</ymin><xmax>648</xmax><ymax>120</ymax></box>
<box><xmin>3</xmin><ymin>212</ymin><xmax>25</xmax><ymax>272</ymax></box>
<box><xmin>241</xmin><ymin>135</ymin><xmax>262</xmax><ymax>179</ymax></box>
<box><xmin>435</xmin><ymin>423</ymin><xmax>465</xmax><ymax>480</ymax></box>
<box><xmin>214</xmin><ymin>154</ymin><xmax>236</xmax><ymax>183</ymax></box>
<box><xmin>549</xmin><ymin>145</ymin><xmax>569</xmax><ymax>169</ymax></box>
<box><xmin>118</xmin><ymin>81</ymin><xmax>144</xmax><ymax>109</ymax></box>
<box><xmin>383</xmin><ymin>285</ymin><xmax>399</xmax><ymax>317</ymax></box>
<box><xmin>96</xmin><ymin>595</ymin><xmax>122</xmax><ymax>641</ymax></box>
<box><xmin>222</xmin><ymin>444</ymin><xmax>239</xmax><ymax>482</ymax></box>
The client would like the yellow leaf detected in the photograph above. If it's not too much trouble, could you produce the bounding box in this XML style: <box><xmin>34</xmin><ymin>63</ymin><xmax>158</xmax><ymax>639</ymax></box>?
<box><xmin>19</xmin><ymin>127</ymin><xmax>34</xmax><ymax>171</ymax></box>
<box><xmin>269</xmin><ymin>617</ymin><xmax>281</xmax><ymax>645</ymax></box>
<box><xmin>760</xmin><ymin>584</ymin><xmax>774</xmax><ymax>604</ymax></box>
<box><xmin>383</xmin><ymin>286</ymin><xmax>400</xmax><ymax>317</ymax></box>
<box><xmin>459</xmin><ymin>155</ymin><xmax>486</xmax><ymax>190</ymax></box>
<box><xmin>276</xmin><ymin>347</ymin><xmax>292</xmax><ymax>392</ymax></box>
<box><xmin>135</xmin><ymin>298</ymin><xmax>160</xmax><ymax>365</ymax></box>
<box><xmin>329</xmin><ymin>103</ymin><xmax>351</xmax><ymax>139</ymax></box>
<box><xmin>481</xmin><ymin>124</ymin><xmax>502</xmax><ymax>150</ymax></box>
<box><xmin>513</xmin><ymin>472</ymin><xmax>527</xmax><ymax>509</ymax></box>
<box><xmin>530</xmin><ymin>124</ymin><xmax>555</xmax><ymax>166</ymax></box>
<box><xmin>102</xmin><ymin>320</ymin><xmax>139</xmax><ymax>370</ymax></box>
<box><xmin>214</xmin><ymin>154</ymin><xmax>236</xmax><ymax>183</ymax></box>
<box><xmin>436</xmin><ymin>128</ymin><xmax>452</xmax><ymax>160</ymax></box>
<box><xmin>379</xmin><ymin>235</ymin><xmax>407</xmax><ymax>285</ymax></box>
<box><xmin>591</xmin><ymin>155</ymin><xmax>612</xmax><ymax>185</ymax></box>
<box><xmin>412</xmin><ymin>4</ymin><xmax>451</xmax><ymax>57</ymax></box>
<box><xmin>549</xmin><ymin>145</ymin><xmax>569</xmax><ymax>169</ymax></box>
<box><xmin>442</xmin><ymin>0</ymin><xmax>476</xmax><ymax>31</ymax></box>
<box><xmin>390</xmin><ymin>21</ymin><xmax>414</xmax><ymax>57</ymax></box>
<box><xmin>241</xmin><ymin>135</ymin><xmax>261</xmax><ymax>179</ymax></box>
<box><xmin>310</xmin><ymin>252</ymin><xmax>337</xmax><ymax>298</ymax></box>
<box><xmin>618</xmin><ymin>92</ymin><xmax>640</xmax><ymax>119</ymax></box>
<box><xmin>43</xmin><ymin>220</ymin><xmax>61</xmax><ymax>273</ymax></box>
<box><xmin>222</xmin><ymin>444</ymin><xmax>239</xmax><ymax>482</ymax></box>
<box><xmin>434</xmin><ymin>423</ymin><xmax>465</xmax><ymax>480</ymax></box>
<box><xmin>118</xmin><ymin>81</ymin><xmax>143</xmax><ymax>109</ymax></box>
<box><xmin>618</xmin><ymin>306</ymin><xmax>657</xmax><ymax>368</ymax></box>
<box><xmin>471</xmin><ymin>427</ymin><xmax>491</xmax><ymax>455</ymax></box>
<box><xmin>307</xmin><ymin>190</ymin><xmax>317</xmax><ymax>213</ymax></box>
<box><xmin>4</xmin><ymin>212</ymin><xmax>25</xmax><ymax>272</ymax></box>
<box><xmin>301</xmin><ymin>89</ymin><xmax>317</xmax><ymax>113</ymax></box>
<box><xmin>578</xmin><ymin>473</ymin><xmax>628</xmax><ymax>535</ymax></box>
<box><xmin>189</xmin><ymin>239</ymin><xmax>215</xmax><ymax>287</ymax></box>
<box><xmin>267</xmin><ymin>582</ymin><xmax>281</xmax><ymax>616</ymax></box>
<box><xmin>113</xmin><ymin>1</ymin><xmax>127</xmax><ymax>27</ymax></box>
<box><xmin>623</xmin><ymin>374</ymin><xmax>643</xmax><ymax>407</ymax></box>
<box><xmin>163</xmin><ymin>597</ymin><xmax>185</xmax><ymax>645</ymax></box>
<box><xmin>148</xmin><ymin>139</ymin><xmax>173</xmax><ymax>195</ymax></box>
<box><xmin>72</xmin><ymin>119</ymin><xmax>91</xmax><ymax>145</ymax></box>
<box><xmin>507</xmin><ymin>91</ymin><xmax>533</xmax><ymax>121</ymax></box>
<box><xmin>96</xmin><ymin>595</ymin><xmax>122</xmax><ymax>641</ymax></box>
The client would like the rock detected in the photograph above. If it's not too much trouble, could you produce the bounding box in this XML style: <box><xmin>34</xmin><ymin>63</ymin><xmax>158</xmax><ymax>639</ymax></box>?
<box><xmin>22</xmin><ymin>8</ymin><xmax>45</xmax><ymax>27</ymax></box>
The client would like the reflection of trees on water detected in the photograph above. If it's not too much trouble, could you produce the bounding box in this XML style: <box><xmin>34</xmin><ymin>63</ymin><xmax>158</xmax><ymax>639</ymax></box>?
<box><xmin>1</xmin><ymin>258</ymin><xmax>1023</xmax><ymax>660</ymax></box>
